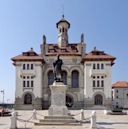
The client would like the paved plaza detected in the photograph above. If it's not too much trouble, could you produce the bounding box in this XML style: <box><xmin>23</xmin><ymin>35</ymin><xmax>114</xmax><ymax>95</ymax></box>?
<box><xmin>0</xmin><ymin>110</ymin><xmax>128</xmax><ymax>129</ymax></box>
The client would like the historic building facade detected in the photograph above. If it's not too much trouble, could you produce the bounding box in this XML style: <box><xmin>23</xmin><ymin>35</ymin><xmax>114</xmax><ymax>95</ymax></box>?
<box><xmin>112</xmin><ymin>81</ymin><xmax>128</xmax><ymax>109</ymax></box>
<box><xmin>12</xmin><ymin>16</ymin><xmax>116</xmax><ymax>110</ymax></box>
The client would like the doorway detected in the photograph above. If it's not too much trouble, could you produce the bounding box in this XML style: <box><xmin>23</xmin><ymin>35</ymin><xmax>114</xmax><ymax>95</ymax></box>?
<box><xmin>94</xmin><ymin>94</ymin><xmax>103</xmax><ymax>105</ymax></box>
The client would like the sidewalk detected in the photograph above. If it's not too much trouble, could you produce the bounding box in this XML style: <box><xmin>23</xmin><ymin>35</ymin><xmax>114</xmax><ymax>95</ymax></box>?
<box><xmin>0</xmin><ymin>110</ymin><xmax>128</xmax><ymax>129</ymax></box>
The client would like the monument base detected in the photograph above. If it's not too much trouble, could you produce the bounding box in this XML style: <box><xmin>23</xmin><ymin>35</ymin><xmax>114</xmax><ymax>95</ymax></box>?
<box><xmin>35</xmin><ymin>81</ymin><xmax>80</xmax><ymax>125</ymax></box>
<box><xmin>49</xmin><ymin>105</ymin><xmax>69</xmax><ymax>116</ymax></box>
<box><xmin>48</xmin><ymin>81</ymin><xmax>69</xmax><ymax>116</ymax></box>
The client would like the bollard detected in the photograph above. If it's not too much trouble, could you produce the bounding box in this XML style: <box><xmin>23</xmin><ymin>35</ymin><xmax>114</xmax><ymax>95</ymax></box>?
<box><xmin>10</xmin><ymin>111</ymin><xmax>17</xmax><ymax>129</ymax></box>
<box><xmin>90</xmin><ymin>111</ymin><xmax>97</xmax><ymax>129</ymax></box>
<box><xmin>33</xmin><ymin>109</ymin><xmax>37</xmax><ymax>120</ymax></box>
<box><xmin>104</xmin><ymin>110</ymin><xmax>107</xmax><ymax>115</ymax></box>
<box><xmin>81</xmin><ymin>109</ymin><xmax>84</xmax><ymax>120</ymax></box>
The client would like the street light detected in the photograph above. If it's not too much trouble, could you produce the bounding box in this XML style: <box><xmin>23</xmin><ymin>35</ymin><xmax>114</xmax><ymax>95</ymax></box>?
<box><xmin>0</xmin><ymin>90</ymin><xmax>4</xmax><ymax>104</ymax></box>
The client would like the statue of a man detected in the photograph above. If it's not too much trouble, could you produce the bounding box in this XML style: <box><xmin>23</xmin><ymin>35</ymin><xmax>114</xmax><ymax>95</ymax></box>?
<box><xmin>53</xmin><ymin>55</ymin><xmax>63</xmax><ymax>82</ymax></box>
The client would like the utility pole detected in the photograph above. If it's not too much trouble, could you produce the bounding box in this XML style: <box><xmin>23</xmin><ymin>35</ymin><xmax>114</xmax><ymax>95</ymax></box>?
<box><xmin>0</xmin><ymin>90</ymin><xmax>4</xmax><ymax>104</ymax></box>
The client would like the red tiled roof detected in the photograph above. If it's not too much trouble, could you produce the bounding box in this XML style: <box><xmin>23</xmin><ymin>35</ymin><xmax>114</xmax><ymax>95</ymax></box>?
<box><xmin>45</xmin><ymin>43</ymin><xmax>82</xmax><ymax>56</ymax></box>
<box><xmin>81</xmin><ymin>48</ymin><xmax>116</xmax><ymax>62</ymax></box>
<box><xmin>112</xmin><ymin>81</ymin><xmax>128</xmax><ymax>88</ymax></box>
<box><xmin>11</xmin><ymin>48</ymin><xmax>44</xmax><ymax>62</ymax></box>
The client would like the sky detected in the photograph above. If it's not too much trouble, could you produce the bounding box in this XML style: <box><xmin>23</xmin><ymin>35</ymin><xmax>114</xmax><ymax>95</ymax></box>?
<box><xmin>0</xmin><ymin>0</ymin><xmax>128</xmax><ymax>103</ymax></box>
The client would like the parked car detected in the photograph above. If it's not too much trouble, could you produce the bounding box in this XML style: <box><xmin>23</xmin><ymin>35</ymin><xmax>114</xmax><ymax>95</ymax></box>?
<box><xmin>0</xmin><ymin>107</ymin><xmax>11</xmax><ymax>116</ymax></box>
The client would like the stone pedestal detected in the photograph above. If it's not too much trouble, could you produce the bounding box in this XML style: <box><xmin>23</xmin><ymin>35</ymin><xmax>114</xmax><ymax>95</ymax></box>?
<box><xmin>34</xmin><ymin>81</ymin><xmax>79</xmax><ymax>125</ymax></box>
<box><xmin>48</xmin><ymin>81</ymin><xmax>69</xmax><ymax>116</ymax></box>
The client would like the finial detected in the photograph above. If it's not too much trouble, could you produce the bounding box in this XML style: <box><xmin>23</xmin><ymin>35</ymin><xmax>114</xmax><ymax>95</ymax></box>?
<box><xmin>94</xmin><ymin>47</ymin><xmax>96</xmax><ymax>51</ymax></box>
<box><xmin>43</xmin><ymin>35</ymin><xmax>46</xmax><ymax>44</ymax></box>
<box><xmin>81</xmin><ymin>33</ymin><xmax>84</xmax><ymax>43</ymax></box>
<box><xmin>62</xmin><ymin>4</ymin><xmax>65</xmax><ymax>19</ymax></box>
<box><xmin>30</xmin><ymin>47</ymin><xmax>33</xmax><ymax>51</ymax></box>
<box><xmin>62</xmin><ymin>14</ymin><xmax>64</xmax><ymax>18</ymax></box>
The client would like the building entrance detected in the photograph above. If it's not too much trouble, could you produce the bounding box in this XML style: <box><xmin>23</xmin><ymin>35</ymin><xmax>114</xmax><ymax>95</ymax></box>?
<box><xmin>94</xmin><ymin>94</ymin><xmax>103</xmax><ymax>105</ymax></box>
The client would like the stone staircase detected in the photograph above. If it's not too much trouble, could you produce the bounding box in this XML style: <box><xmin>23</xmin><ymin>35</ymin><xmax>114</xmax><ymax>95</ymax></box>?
<box><xmin>34</xmin><ymin>115</ymin><xmax>81</xmax><ymax>126</ymax></box>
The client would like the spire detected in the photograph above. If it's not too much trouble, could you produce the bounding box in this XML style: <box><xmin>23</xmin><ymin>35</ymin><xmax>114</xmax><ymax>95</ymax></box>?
<box><xmin>81</xmin><ymin>33</ymin><xmax>84</xmax><ymax>43</ymax></box>
<box><xmin>43</xmin><ymin>35</ymin><xmax>46</xmax><ymax>44</ymax></box>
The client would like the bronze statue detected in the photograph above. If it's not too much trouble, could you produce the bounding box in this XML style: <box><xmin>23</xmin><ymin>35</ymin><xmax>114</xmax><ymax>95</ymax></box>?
<box><xmin>53</xmin><ymin>55</ymin><xmax>63</xmax><ymax>82</ymax></box>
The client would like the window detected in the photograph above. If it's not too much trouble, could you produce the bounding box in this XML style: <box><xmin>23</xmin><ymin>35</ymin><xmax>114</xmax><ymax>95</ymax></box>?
<box><xmin>97</xmin><ymin>64</ymin><xmax>100</xmax><ymax>69</ymax></box>
<box><xmin>23</xmin><ymin>64</ymin><xmax>34</xmax><ymax>70</ymax></box>
<box><xmin>31</xmin><ymin>81</ymin><xmax>33</xmax><ymax>87</ymax></box>
<box><xmin>97</xmin><ymin>80</ymin><xmax>100</xmax><ymax>87</ymax></box>
<box><xmin>27</xmin><ymin>81</ymin><xmax>29</xmax><ymax>87</ymax></box>
<box><xmin>93</xmin><ymin>75</ymin><xmax>104</xmax><ymax>88</ymax></box>
<box><xmin>62</xmin><ymin>28</ymin><xmax>64</xmax><ymax>32</ymax></box>
<box><xmin>116</xmin><ymin>96</ymin><xmax>118</xmax><ymax>98</ymax></box>
<box><xmin>101</xmin><ymin>76</ymin><xmax>104</xmax><ymax>79</ymax></box>
<box><xmin>59</xmin><ymin>28</ymin><xmax>61</xmax><ymax>33</ymax></box>
<box><xmin>48</xmin><ymin>71</ymin><xmax>54</xmax><ymax>85</ymax></box>
<box><xmin>31</xmin><ymin>64</ymin><xmax>33</xmax><ymax>70</ymax></box>
<box><xmin>127</xmin><ymin>94</ymin><xmax>128</xmax><ymax>98</ymax></box>
<box><xmin>93</xmin><ymin>80</ymin><xmax>96</xmax><ymax>87</ymax></box>
<box><xmin>27</xmin><ymin>64</ymin><xmax>29</xmax><ymax>70</ymax></box>
<box><xmin>101</xmin><ymin>80</ymin><xmax>104</xmax><ymax>87</ymax></box>
<box><xmin>23</xmin><ymin>64</ymin><xmax>25</xmax><ymax>70</ymax></box>
<box><xmin>24</xmin><ymin>93</ymin><xmax>32</xmax><ymax>104</ymax></box>
<box><xmin>72</xmin><ymin>70</ymin><xmax>79</xmax><ymax>88</ymax></box>
<box><xmin>97</xmin><ymin>76</ymin><xmax>100</xmax><ymax>79</ymax></box>
<box><xmin>101</xmin><ymin>64</ymin><xmax>104</xmax><ymax>69</ymax></box>
<box><xmin>23</xmin><ymin>81</ymin><xmax>26</xmax><ymax>87</ymax></box>
<box><xmin>93</xmin><ymin>76</ymin><xmax>95</xmax><ymax>79</ymax></box>
<box><xmin>93</xmin><ymin>64</ymin><xmax>96</xmax><ymax>69</ymax></box>
<box><xmin>116</xmin><ymin>90</ymin><xmax>118</xmax><ymax>93</ymax></box>
<box><xmin>23</xmin><ymin>75</ymin><xmax>34</xmax><ymax>88</ymax></box>
<box><xmin>62</xmin><ymin>71</ymin><xmax>67</xmax><ymax>85</ymax></box>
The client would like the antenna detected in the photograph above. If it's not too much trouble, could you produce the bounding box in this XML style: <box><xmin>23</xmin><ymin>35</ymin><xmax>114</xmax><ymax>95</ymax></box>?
<box><xmin>62</xmin><ymin>4</ymin><xmax>65</xmax><ymax>17</ymax></box>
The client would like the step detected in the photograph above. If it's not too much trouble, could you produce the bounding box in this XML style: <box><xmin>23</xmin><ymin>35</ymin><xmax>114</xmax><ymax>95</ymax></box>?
<box><xmin>44</xmin><ymin>115</ymin><xmax>74</xmax><ymax>120</ymax></box>
<box><xmin>34</xmin><ymin>115</ymin><xmax>81</xmax><ymax>126</ymax></box>
<box><xmin>39</xmin><ymin>118</ymin><xmax>77</xmax><ymax>123</ymax></box>
<box><xmin>34</xmin><ymin>121</ymin><xmax>81</xmax><ymax>126</ymax></box>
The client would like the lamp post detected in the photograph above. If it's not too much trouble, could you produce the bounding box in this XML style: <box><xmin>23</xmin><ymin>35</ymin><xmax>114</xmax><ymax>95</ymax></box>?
<box><xmin>0</xmin><ymin>90</ymin><xmax>4</xmax><ymax>104</ymax></box>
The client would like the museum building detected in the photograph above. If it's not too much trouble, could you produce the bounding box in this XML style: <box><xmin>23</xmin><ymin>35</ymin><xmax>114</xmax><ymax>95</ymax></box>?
<box><xmin>12</xmin><ymin>16</ymin><xmax>116</xmax><ymax>110</ymax></box>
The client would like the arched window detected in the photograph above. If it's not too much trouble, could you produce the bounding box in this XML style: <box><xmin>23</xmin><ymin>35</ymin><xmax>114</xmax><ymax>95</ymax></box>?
<box><xmin>101</xmin><ymin>63</ymin><xmax>104</xmax><ymax>69</ymax></box>
<box><xmin>71</xmin><ymin>70</ymin><xmax>79</xmax><ymax>88</ymax></box>
<box><xmin>93</xmin><ymin>64</ymin><xmax>96</xmax><ymax>69</ymax></box>
<box><xmin>62</xmin><ymin>71</ymin><xmax>67</xmax><ymax>85</ymax></box>
<box><xmin>97</xmin><ymin>64</ymin><xmax>100</xmax><ymax>69</ymax></box>
<box><xmin>24</xmin><ymin>93</ymin><xmax>32</xmax><ymax>104</ymax></box>
<box><xmin>23</xmin><ymin>64</ymin><xmax>25</xmax><ymax>70</ymax></box>
<box><xmin>48</xmin><ymin>70</ymin><xmax>54</xmax><ymax>85</ymax></box>
<box><xmin>62</xmin><ymin>28</ymin><xmax>64</xmax><ymax>32</ymax></box>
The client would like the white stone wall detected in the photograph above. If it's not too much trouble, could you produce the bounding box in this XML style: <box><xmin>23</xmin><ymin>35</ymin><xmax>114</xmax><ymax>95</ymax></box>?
<box><xmin>112</xmin><ymin>87</ymin><xmax>128</xmax><ymax>108</ymax></box>
<box><xmin>15</xmin><ymin>63</ymin><xmax>22</xmax><ymax>98</ymax></box>
<box><xmin>84</xmin><ymin>61</ymin><xmax>112</xmax><ymax>105</ymax></box>
<box><xmin>15</xmin><ymin>61</ymin><xmax>43</xmax><ymax>99</ymax></box>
